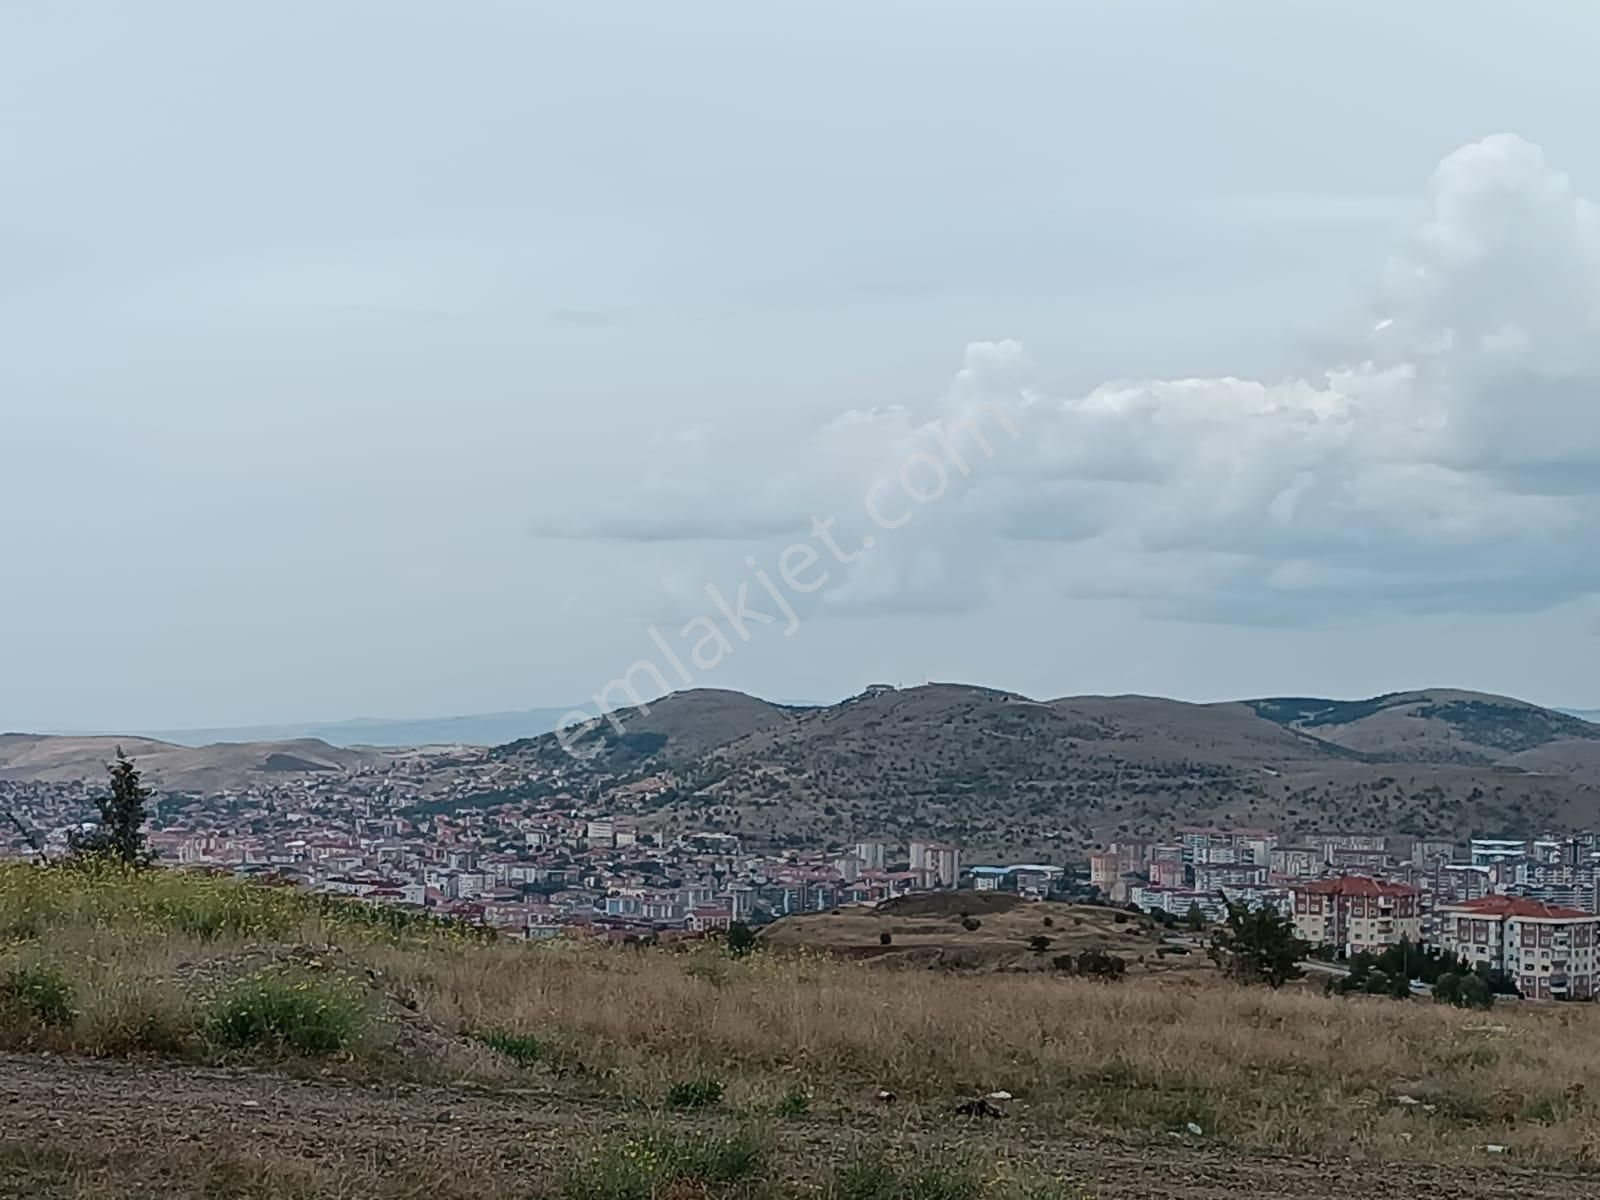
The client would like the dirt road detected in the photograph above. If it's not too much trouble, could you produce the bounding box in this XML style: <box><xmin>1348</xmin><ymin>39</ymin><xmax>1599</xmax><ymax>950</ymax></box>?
<box><xmin>1</xmin><ymin>1053</ymin><xmax>1591</xmax><ymax>1199</ymax></box>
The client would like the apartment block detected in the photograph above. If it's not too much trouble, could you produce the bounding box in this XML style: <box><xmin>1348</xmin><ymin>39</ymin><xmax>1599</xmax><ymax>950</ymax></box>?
<box><xmin>1291</xmin><ymin>876</ymin><xmax>1422</xmax><ymax>954</ymax></box>
<box><xmin>1437</xmin><ymin>895</ymin><xmax>1599</xmax><ymax>1001</ymax></box>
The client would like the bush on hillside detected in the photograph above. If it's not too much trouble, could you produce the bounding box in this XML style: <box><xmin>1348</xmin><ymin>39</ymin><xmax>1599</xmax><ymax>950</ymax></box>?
<box><xmin>563</xmin><ymin>1128</ymin><xmax>766</xmax><ymax>1200</ymax></box>
<box><xmin>1053</xmin><ymin>948</ymin><xmax>1127</xmax><ymax>980</ymax></box>
<box><xmin>0</xmin><ymin>961</ymin><xmax>76</xmax><ymax>1028</ymax></box>
<box><xmin>207</xmin><ymin>968</ymin><xmax>367</xmax><ymax>1056</ymax></box>
<box><xmin>665</xmin><ymin>1076</ymin><xmax>726</xmax><ymax>1108</ymax></box>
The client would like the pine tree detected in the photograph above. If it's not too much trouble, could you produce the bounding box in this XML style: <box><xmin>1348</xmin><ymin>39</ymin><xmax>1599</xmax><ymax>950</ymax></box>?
<box><xmin>1208</xmin><ymin>900</ymin><xmax>1307</xmax><ymax>988</ymax></box>
<box><xmin>69</xmin><ymin>748</ymin><xmax>154</xmax><ymax>867</ymax></box>
<box><xmin>726</xmin><ymin>920</ymin><xmax>757</xmax><ymax>957</ymax></box>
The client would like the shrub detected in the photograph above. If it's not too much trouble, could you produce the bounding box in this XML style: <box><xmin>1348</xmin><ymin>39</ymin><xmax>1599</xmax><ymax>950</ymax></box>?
<box><xmin>879</xmin><ymin>932</ymin><xmax>893</xmax><ymax>946</ymax></box>
<box><xmin>829</xmin><ymin>1149</ymin><xmax>983</xmax><ymax>1200</ymax></box>
<box><xmin>1041</xmin><ymin>916</ymin><xmax>1054</xmax><ymax>927</ymax></box>
<box><xmin>776</xmin><ymin>1087</ymin><xmax>811</xmax><ymax>1118</ymax></box>
<box><xmin>1054</xmin><ymin>948</ymin><xmax>1127</xmax><ymax>980</ymax></box>
<box><xmin>1457</xmin><ymin>974</ymin><xmax>1494</xmax><ymax>1010</ymax></box>
<box><xmin>726</xmin><ymin>920</ymin><xmax>758</xmax><ymax>958</ymax></box>
<box><xmin>472</xmin><ymin>1030</ymin><xmax>547</xmax><ymax>1066</ymax></box>
<box><xmin>961</xmin><ymin>918</ymin><xmax>981</xmax><ymax>932</ymax></box>
<box><xmin>1028</xmin><ymin>934</ymin><xmax>1052</xmax><ymax>952</ymax></box>
<box><xmin>207</xmin><ymin>968</ymin><xmax>366</xmax><ymax>1056</ymax></box>
<box><xmin>563</xmin><ymin>1128</ymin><xmax>766</xmax><ymax>1200</ymax></box>
<box><xmin>665</xmin><ymin>1076</ymin><xmax>725</xmax><ymax>1108</ymax></box>
<box><xmin>0</xmin><ymin>961</ymin><xmax>76</xmax><ymax>1028</ymax></box>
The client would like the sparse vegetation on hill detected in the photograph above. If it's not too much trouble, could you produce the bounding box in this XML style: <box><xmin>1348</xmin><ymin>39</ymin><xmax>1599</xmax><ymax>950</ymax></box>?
<box><xmin>497</xmin><ymin>685</ymin><xmax>1600</xmax><ymax>855</ymax></box>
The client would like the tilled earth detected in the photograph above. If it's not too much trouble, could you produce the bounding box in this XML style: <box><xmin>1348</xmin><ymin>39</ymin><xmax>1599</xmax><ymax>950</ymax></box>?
<box><xmin>1</xmin><ymin>1053</ymin><xmax>1593</xmax><ymax>1199</ymax></box>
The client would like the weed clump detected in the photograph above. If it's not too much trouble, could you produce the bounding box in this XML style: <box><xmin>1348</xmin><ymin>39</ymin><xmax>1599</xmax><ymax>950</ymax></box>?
<box><xmin>207</xmin><ymin>967</ymin><xmax>366</xmax><ymax>1056</ymax></box>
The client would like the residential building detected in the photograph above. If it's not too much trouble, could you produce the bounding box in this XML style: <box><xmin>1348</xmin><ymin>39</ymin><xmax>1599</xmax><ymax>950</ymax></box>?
<box><xmin>1291</xmin><ymin>877</ymin><xmax>1422</xmax><ymax>954</ymax></box>
<box><xmin>853</xmin><ymin>840</ymin><xmax>888</xmax><ymax>871</ymax></box>
<box><xmin>1437</xmin><ymin>895</ymin><xmax>1600</xmax><ymax>1000</ymax></box>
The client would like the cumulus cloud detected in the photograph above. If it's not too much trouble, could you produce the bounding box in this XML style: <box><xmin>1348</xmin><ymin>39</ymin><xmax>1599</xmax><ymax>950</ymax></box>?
<box><xmin>536</xmin><ymin>135</ymin><xmax>1600</xmax><ymax>623</ymax></box>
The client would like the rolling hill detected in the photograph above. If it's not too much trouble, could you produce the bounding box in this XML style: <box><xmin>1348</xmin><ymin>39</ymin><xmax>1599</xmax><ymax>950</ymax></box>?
<box><xmin>0</xmin><ymin>734</ymin><xmax>392</xmax><ymax>793</ymax></box>
<box><xmin>491</xmin><ymin>688</ymin><xmax>799</xmax><ymax>770</ymax></box>
<box><xmin>502</xmin><ymin>684</ymin><xmax>1600</xmax><ymax>855</ymax></box>
<box><xmin>1245</xmin><ymin>690</ymin><xmax>1600</xmax><ymax>763</ymax></box>
<box><xmin>144</xmin><ymin>706</ymin><xmax>577</xmax><ymax>749</ymax></box>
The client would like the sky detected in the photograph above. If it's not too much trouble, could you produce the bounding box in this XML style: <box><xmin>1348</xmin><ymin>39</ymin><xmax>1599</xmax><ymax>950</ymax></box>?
<box><xmin>4</xmin><ymin>1</ymin><xmax>1600</xmax><ymax>732</ymax></box>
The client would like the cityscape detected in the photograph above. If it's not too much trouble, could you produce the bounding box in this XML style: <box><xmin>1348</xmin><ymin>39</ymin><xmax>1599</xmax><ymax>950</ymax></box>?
<box><xmin>8</xmin><ymin>754</ymin><xmax>1599</xmax><ymax>1001</ymax></box>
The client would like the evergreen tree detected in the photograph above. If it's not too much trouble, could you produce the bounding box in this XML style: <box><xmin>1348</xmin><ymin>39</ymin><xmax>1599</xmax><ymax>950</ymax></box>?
<box><xmin>726</xmin><ymin>920</ymin><xmax>757</xmax><ymax>957</ymax></box>
<box><xmin>69</xmin><ymin>749</ymin><xmax>154</xmax><ymax>867</ymax></box>
<box><xmin>1185</xmin><ymin>902</ymin><xmax>1205</xmax><ymax>932</ymax></box>
<box><xmin>1208</xmin><ymin>900</ymin><xmax>1307</xmax><ymax>988</ymax></box>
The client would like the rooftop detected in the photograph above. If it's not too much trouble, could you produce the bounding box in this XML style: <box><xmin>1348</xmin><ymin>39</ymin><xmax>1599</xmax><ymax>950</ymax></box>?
<box><xmin>1443</xmin><ymin>895</ymin><xmax>1594</xmax><ymax>920</ymax></box>
<box><xmin>1294</xmin><ymin>876</ymin><xmax>1420</xmax><ymax>898</ymax></box>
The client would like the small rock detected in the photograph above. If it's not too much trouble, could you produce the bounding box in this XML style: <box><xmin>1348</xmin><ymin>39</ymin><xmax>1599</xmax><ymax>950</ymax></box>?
<box><xmin>1422</xmin><ymin>1104</ymin><xmax>1438</xmax><ymax>1114</ymax></box>
<box><xmin>1395</xmin><ymin>1095</ymin><xmax>1420</xmax><ymax>1106</ymax></box>
<box><xmin>1186</xmin><ymin>1122</ymin><xmax>1204</xmax><ymax>1136</ymax></box>
<box><xmin>240</xmin><ymin>1101</ymin><xmax>261</xmax><ymax>1109</ymax></box>
<box><xmin>987</xmin><ymin>1090</ymin><xmax>1014</xmax><ymax>1101</ymax></box>
<box><xmin>876</xmin><ymin>1089</ymin><xmax>896</xmax><ymax>1104</ymax></box>
<box><xmin>1483</xmin><ymin>1144</ymin><xmax>1509</xmax><ymax>1154</ymax></box>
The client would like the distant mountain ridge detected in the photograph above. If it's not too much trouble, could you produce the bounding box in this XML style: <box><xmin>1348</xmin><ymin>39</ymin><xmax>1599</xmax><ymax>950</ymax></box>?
<box><xmin>0</xmin><ymin>734</ymin><xmax>393</xmax><ymax>793</ymax></box>
<box><xmin>1244</xmin><ymin>689</ymin><xmax>1599</xmax><ymax>763</ymax></box>
<box><xmin>497</xmin><ymin>684</ymin><xmax>1600</xmax><ymax>856</ymax></box>
<box><xmin>11</xmin><ymin>686</ymin><xmax>1600</xmax><ymax>852</ymax></box>
<box><xmin>138</xmin><ymin>707</ymin><xmax>577</xmax><ymax>749</ymax></box>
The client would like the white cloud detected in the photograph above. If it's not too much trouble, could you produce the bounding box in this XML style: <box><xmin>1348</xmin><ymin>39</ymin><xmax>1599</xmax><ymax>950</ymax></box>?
<box><xmin>535</xmin><ymin>135</ymin><xmax>1600</xmax><ymax>624</ymax></box>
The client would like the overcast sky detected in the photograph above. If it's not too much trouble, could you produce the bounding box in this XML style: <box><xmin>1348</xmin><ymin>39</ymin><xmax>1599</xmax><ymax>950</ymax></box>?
<box><xmin>4</xmin><ymin>2</ymin><xmax>1600</xmax><ymax>731</ymax></box>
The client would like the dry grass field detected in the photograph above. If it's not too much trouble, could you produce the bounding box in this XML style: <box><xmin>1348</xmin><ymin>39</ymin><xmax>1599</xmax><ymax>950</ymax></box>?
<box><xmin>7</xmin><ymin>864</ymin><xmax>1600</xmax><ymax>1197</ymax></box>
<box><xmin>757</xmin><ymin>892</ymin><xmax>1211</xmax><ymax>978</ymax></box>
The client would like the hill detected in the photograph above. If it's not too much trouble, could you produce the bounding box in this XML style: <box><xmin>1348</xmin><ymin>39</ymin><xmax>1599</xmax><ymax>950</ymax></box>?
<box><xmin>1245</xmin><ymin>690</ymin><xmax>1600</xmax><ymax>763</ymax></box>
<box><xmin>760</xmin><ymin>893</ymin><xmax>1210</xmax><ymax>977</ymax></box>
<box><xmin>504</xmin><ymin>684</ymin><xmax>1600</xmax><ymax>854</ymax></box>
<box><xmin>0</xmin><ymin>734</ymin><xmax>391</xmax><ymax>793</ymax></box>
<box><xmin>492</xmin><ymin>687</ymin><xmax>800</xmax><ymax>771</ymax></box>
<box><xmin>145</xmin><ymin>706</ymin><xmax>576</xmax><ymax>749</ymax></box>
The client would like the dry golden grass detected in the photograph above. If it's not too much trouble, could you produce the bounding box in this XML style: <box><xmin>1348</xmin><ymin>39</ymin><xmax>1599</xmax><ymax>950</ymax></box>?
<box><xmin>8</xmin><ymin>864</ymin><xmax>1600</xmax><ymax>1169</ymax></box>
<box><xmin>757</xmin><ymin>894</ymin><xmax>1206</xmax><ymax>977</ymax></box>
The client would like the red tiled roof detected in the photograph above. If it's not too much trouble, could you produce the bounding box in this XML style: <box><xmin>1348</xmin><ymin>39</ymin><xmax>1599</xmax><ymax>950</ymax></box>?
<box><xmin>1294</xmin><ymin>876</ymin><xmax>1419</xmax><ymax>898</ymax></box>
<box><xmin>1444</xmin><ymin>895</ymin><xmax>1594</xmax><ymax>920</ymax></box>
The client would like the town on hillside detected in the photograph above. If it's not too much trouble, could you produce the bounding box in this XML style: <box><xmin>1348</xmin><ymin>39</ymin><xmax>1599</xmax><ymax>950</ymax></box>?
<box><xmin>5</xmin><ymin>757</ymin><xmax>1599</xmax><ymax>1002</ymax></box>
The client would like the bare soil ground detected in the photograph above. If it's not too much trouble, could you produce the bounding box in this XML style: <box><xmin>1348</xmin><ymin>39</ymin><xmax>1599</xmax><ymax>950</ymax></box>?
<box><xmin>2</xmin><ymin>1054</ymin><xmax>1592</xmax><ymax>1200</ymax></box>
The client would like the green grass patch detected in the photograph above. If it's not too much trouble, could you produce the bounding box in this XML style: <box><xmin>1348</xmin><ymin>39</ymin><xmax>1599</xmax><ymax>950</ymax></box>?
<box><xmin>828</xmin><ymin>1149</ymin><xmax>983</xmax><ymax>1200</ymax></box>
<box><xmin>0</xmin><ymin>861</ymin><xmax>489</xmax><ymax>946</ymax></box>
<box><xmin>563</xmin><ymin>1127</ymin><xmax>767</xmax><ymax>1200</ymax></box>
<box><xmin>206</xmin><ymin>968</ymin><xmax>367</xmax><ymax>1056</ymax></box>
<box><xmin>666</xmin><ymin>1076</ymin><xmax>726</xmax><ymax>1108</ymax></box>
<box><xmin>471</xmin><ymin>1029</ymin><xmax>548</xmax><ymax>1067</ymax></box>
<box><xmin>0</xmin><ymin>960</ymin><xmax>77</xmax><ymax>1028</ymax></box>
<box><xmin>775</xmin><ymin>1087</ymin><xmax>811</xmax><ymax>1119</ymax></box>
